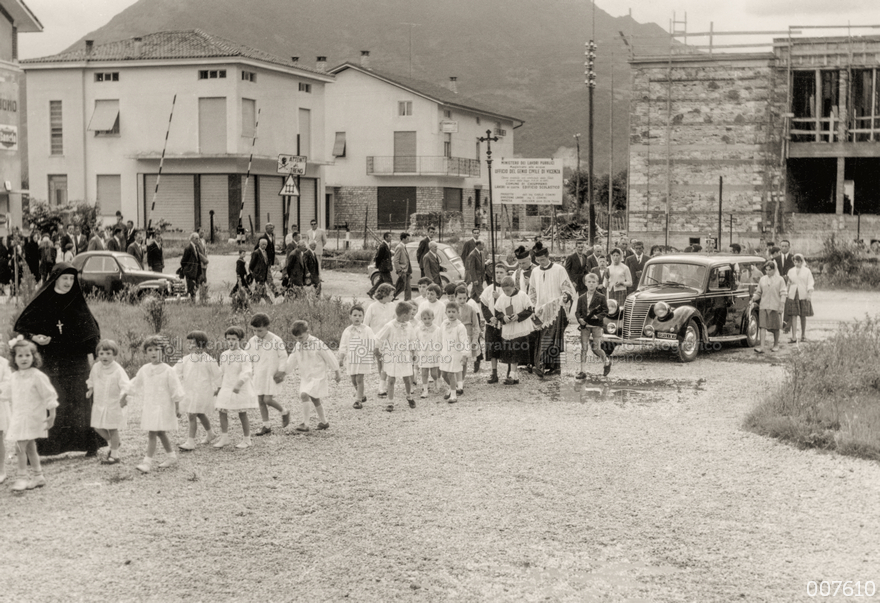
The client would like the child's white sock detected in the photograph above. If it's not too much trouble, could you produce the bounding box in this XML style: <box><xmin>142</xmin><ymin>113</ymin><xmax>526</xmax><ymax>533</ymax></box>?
<box><xmin>263</xmin><ymin>421</ymin><xmax>271</xmax><ymax>428</ymax></box>
<box><xmin>457</xmin><ymin>380</ymin><xmax>464</xmax><ymax>389</ymax></box>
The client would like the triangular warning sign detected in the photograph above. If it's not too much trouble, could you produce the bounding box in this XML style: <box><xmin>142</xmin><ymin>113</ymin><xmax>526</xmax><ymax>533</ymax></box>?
<box><xmin>279</xmin><ymin>175</ymin><xmax>299</xmax><ymax>196</ymax></box>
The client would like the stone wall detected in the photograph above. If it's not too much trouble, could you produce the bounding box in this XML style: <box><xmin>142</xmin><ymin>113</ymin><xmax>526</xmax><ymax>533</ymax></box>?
<box><xmin>333</xmin><ymin>186</ymin><xmax>378</xmax><ymax>232</ymax></box>
<box><xmin>628</xmin><ymin>56</ymin><xmax>786</xmax><ymax>245</ymax></box>
<box><xmin>784</xmin><ymin>212</ymin><xmax>880</xmax><ymax>254</ymax></box>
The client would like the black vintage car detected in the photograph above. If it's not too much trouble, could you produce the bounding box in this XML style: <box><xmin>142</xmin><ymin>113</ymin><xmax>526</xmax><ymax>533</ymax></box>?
<box><xmin>598</xmin><ymin>254</ymin><xmax>767</xmax><ymax>362</ymax></box>
<box><xmin>71</xmin><ymin>251</ymin><xmax>186</xmax><ymax>299</ymax></box>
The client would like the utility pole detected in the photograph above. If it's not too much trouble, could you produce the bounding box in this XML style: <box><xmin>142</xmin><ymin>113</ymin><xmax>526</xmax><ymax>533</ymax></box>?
<box><xmin>574</xmin><ymin>133</ymin><xmax>581</xmax><ymax>210</ymax></box>
<box><xmin>477</xmin><ymin>130</ymin><xmax>500</xmax><ymax>269</ymax></box>
<box><xmin>586</xmin><ymin>0</ymin><xmax>597</xmax><ymax>245</ymax></box>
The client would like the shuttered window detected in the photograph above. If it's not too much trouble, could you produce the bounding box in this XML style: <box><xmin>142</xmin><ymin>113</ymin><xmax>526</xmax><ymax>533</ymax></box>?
<box><xmin>144</xmin><ymin>175</ymin><xmax>194</xmax><ymax>231</ymax></box>
<box><xmin>50</xmin><ymin>100</ymin><xmax>62</xmax><ymax>155</ymax></box>
<box><xmin>199</xmin><ymin>97</ymin><xmax>227</xmax><ymax>154</ymax></box>
<box><xmin>200</xmin><ymin>175</ymin><xmax>228</xmax><ymax>234</ymax></box>
<box><xmin>332</xmin><ymin>132</ymin><xmax>346</xmax><ymax>157</ymax></box>
<box><xmin>88</xmin><ymin>99</ymin><xmax>120</xmax><ymax>135</ymax></box>
<box><xmin>242</xmin><ymin>99</ymin><xmax>256</xmax><ymax>138</ymax></box>
<box><xmin>298</xmin><ymin>108</ymin><xmax>311</xmax><ymax>157</ymax></box>
<box><xmin>96</xmin><ymin>175</ymin><xmax>122</xmax><ymax>214</ymax></box>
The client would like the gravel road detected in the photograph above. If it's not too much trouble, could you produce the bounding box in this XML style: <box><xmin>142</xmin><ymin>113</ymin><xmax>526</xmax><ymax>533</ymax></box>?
<box><xmin>0</xmin><ymin>255</ymin><xmax>875</xmax><ymax>601</ymax></box>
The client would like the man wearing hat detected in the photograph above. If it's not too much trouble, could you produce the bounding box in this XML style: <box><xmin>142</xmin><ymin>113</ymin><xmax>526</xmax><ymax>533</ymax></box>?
<box><xmin>624</xmin><ymin>239</ymin><xmax>648</xmax><ymax>295</ymax></box>
<box><xmin>528</xmin><ymin>245</ymin><xmax>575</xmax><ymax>377</ymax></box>
<box><xmin>564</xmin><ymin>239</ymin><xmax>591</xmax><ymax>295</ymax></box>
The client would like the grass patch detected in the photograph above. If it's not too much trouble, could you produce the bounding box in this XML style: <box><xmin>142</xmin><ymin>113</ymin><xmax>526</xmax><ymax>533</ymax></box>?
<box><xmin>744</xmin><ymin>316</ymin><xmax>880</xmax><ymax>461</ymax></box>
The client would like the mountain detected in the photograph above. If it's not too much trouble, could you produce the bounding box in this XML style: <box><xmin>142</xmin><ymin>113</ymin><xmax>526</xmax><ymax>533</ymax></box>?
<box><xmin>65</xmin><ymin>0</ymin><xmax>672</xmax><ymax>174</ymax></box>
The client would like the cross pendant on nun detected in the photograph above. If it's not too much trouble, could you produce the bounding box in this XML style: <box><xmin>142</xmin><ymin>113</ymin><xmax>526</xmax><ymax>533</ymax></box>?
<box><xmin>57</xmin><ymin>320</ymin><xmax>63</xmax><ymax>334</ymax></box>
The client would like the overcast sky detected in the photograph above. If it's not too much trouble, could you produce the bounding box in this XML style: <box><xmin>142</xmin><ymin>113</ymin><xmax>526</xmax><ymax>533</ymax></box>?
<box><xmin>17</xmin><ymin>0</ymin><xmax>880</xmax><ymax>60</ymax></box>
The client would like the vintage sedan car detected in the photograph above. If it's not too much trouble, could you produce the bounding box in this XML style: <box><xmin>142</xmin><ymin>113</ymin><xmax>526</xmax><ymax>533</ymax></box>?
<box><xmin>367</xmin><ymin>241</ymin><xmax>466</xmax><ymax>289</ymax></box>
<box><xmin>71</xmin><ymin>251</ymin><xmax>187</xmax><ymax>299</ymax></box>
<box><xmin>598</xmin><ymin>254</ymin><xmax>767</xmax><ymax>362</ymax></box>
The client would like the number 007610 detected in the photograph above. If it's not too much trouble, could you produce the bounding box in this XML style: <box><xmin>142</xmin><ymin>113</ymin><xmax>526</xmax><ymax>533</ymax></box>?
<box><xmin>807</xmin><ymin>581</ymin><xmax>876</xmax><ymax>597</ymax></box>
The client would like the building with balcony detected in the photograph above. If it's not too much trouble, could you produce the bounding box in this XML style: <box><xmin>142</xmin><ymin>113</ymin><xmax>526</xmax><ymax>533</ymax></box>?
<box><xmin>23</xmin><ymin>30</ymin><xmax>333</xmax><ymax>235</ymax></box>
<box><xmin>628</xmin><ymin>34</ymin><xmax>880</xmax><ymax>253</ymax></box>
<box><xmin>324</xmin><ymin>58</ymin><xmax>522</xmax><ymax>232</ymax></box>
<box><xmin>0</xmin><ymin>0</ymin><xmax>41</xmax><ymax>236</ymax></box>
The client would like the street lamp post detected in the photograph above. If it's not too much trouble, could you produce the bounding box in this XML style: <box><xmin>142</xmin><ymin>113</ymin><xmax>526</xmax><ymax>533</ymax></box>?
<box><xmin>585</xmin><ymin>40</ymin><xmax>597</xmax><ymax>244</ymax></box>
<box><xmin>477</xmin><ymin>129</ymin><xmax>500</xmax><ymax>269</ymax></box>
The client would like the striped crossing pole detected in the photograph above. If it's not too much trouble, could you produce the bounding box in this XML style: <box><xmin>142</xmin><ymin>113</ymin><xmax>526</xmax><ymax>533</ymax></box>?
<box><xmin>239</xmin><ymin>107</ymin><xmax>261</xmax><ymax>234</ymax></box>
<box><xmin>147</xmin><ymin>94</ymin><xmax>177</xmax><ymax>232</ymax></box>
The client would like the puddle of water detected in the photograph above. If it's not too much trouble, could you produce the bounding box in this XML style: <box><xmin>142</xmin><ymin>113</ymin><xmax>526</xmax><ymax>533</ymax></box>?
<box><xmin>540</xmin><ymin>378</ymin><xmax>702</xmax><ymax>406</ymax></box>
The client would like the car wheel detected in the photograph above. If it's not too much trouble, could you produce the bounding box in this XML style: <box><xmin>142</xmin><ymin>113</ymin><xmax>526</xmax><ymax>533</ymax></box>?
<box><xmin>677</xmin><ymin>318</ymin><xmax>700</xmax><ymax>363</ymax></box>
<box><xmin>742</xmin><ymin>310</ymin><xmax>759</xmax><ymax>348</ymax></box>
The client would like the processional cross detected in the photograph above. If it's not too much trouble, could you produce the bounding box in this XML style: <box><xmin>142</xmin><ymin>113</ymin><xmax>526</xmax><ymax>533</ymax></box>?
<box><xmin>57</xmin><ymin>321</ymin><xmax>63</xmax><ymax>334</ymax></box>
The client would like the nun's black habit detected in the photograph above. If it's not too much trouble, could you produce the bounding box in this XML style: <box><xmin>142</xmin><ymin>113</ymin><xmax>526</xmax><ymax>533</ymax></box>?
<box><xmin>14</xmin><ymin>263</ymin><xmax>102</xmax><ymax>455</ymax></box>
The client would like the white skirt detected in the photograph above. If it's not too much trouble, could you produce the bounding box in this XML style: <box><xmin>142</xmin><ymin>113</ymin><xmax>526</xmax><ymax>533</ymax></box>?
<box><xmin>216</xmin><ymin>382</ymin><xmax>258</xmax><ymax>411</ymax></box>
<box><xmin>91</xmin><ymin>399</ymin><xmax>124</xmax><ymax>430</ymax></box>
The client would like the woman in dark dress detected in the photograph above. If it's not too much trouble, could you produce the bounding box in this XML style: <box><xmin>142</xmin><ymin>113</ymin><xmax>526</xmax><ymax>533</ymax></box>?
<box><xmin>24</xmin><ymin>231</ymin><xmax>41</xmax><ymax>279</ymax></box>
<box><xmin>14</xmin><ymin>263</ymin><xmax>102</xmax><ymax>456</ymax></box>
<box><xmin>0</xmin><ymin>237</ymin><xmax>10</xmax><ymax>288</ymax></box>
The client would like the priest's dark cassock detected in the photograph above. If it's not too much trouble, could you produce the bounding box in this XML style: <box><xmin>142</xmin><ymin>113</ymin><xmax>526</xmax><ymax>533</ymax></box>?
<box><xmin>14</xmin><ymin>263</ymin><xmax>102</xmax><ymax>455</ymax></box>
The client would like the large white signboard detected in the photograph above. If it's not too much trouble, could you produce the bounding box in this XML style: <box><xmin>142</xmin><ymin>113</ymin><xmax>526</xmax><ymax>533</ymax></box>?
<box><xmin>492</xmin><ymin>158</ymin><xmax>563</xmax><ymax>205</ymax></box>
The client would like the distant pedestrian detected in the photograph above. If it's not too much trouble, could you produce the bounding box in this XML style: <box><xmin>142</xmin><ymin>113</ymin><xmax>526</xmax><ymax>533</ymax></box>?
<box><xmin>393</xmin><ymin>232</ymin><xmax>413</xmax><ymax>301</ymax></box>
<box><xmin>306</xmin><ymin>220</ymin><xmax>327</xmax><ymax>270</ymax></box>
<box><xmin>231</xmin><ymin>249</ymin><xmax>251</xmax><ymax>296</ymax></box>
<box><xmin>367</xmin><ymin>232</ymin><xmax>393</xmax><ymax>299</ymax></box>
<box><xmin>752</xmin><ymin>261</ymin><xmax>787</xmax><ymax>354</ymax></box>
<box><xmin>146</xmin><ymin>231</ymin><xmax>164</xmax><ymax>272</ymax></box>
<box><xmin>785</xmin><ymin>254</ymin><xmax>814</xmax><ymax>343</ymax></box>
<box><xmin>179</xmin><ymin>233</ymin><xmax>203</xmax><ymax>300</ymax></box>
<box><xmin>421</xmin><ymin>241</ymin><xmax>444</xmax><ymax>288</ymax></box>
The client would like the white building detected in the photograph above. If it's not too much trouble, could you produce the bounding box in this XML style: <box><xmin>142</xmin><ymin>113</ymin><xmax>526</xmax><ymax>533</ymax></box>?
<box><xmin>324</xmin><ymin>57</ymin><xmax>522</xmax><ymax>233</ymax></box>
<box><xmin>23</xmin><ymin>30</ymin><xmax>333</xmax><ymax>235</ymax></box>
<box><xmin>0</xmin><ymin>0</ymin><xmax>41</xmax><ymax>236</ymax></box>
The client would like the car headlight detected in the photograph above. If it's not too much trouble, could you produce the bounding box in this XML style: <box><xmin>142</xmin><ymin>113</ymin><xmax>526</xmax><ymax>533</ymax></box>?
<box><xmin>654</xmin><ymin>301</ymin><xmax>670</xmax><ymax>319</ymax></box>
<box><xmin>644</xmin><ymin>325</ymin><xmax>655</xmax><ymax>337</ymax></box>
<box><xmin>605</xmin><ymin>322</ymin><xmax>617</xmax><ymax>334</ymax></box>
<box><xmin>607</xmin><ymin>299</ymin><xmax>619</xmax><ymax>315</ymax></box>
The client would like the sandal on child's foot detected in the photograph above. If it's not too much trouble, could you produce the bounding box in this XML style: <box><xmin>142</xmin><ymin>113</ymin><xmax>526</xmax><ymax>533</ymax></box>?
<box><xmin>295</xmin><ymin>424</ymin><xmax>310</xmax><ymax>432</ymax></box>
<box><xmin>420</xmin><ymin>391</ymin><xmax>428</xmax><ymax>399</ymax></box>
<box><xmin>27</xmin><ymin>475</ymin><xmax>47</xmax><ymax>490</ymax></box>
<box><xmin>254</xmin><ymin>426</ymin><xmax>272</xmax><ymax>437</ymax></box>
<box><xmin>179</xmin><ymin>440</ymin><xmax>197</xmax><ymax>451</ymax></box>
<box><xmin>135</xmin><ymin>463</ymin><xmax>151</xmax><ymax>474</ymax></box>
<box><xmin>158</xmin><ymin>456</ymin><xmax>178</xmax><ymax>468</ymax></box>
<box><xmin>11</xmin><ymin>477</ymin><xmax>29</xmax><ymax>491</ymax></box>
<box><xmin>407</xmin><ymin>398</ymin><xmax>416</xmax><ymax>409</ymax></box>
<box><xmin>281</xmin><ymin>412</ymin><xmax>291</xmax><ymax>428</ymax></box>
<box><xmin>456</xmin><ymin>388</ymin><xmax>464</xmax><ymax>396</ymax></box>
<box><xmin>443</xmin><ymin>392</ymin><xmax>451</xmax><ymax>400</ymax></box>
<box><xmin>353</xmin><ymin>401</ymin><xmax>363</xmax><ymax>409</ymax></box>
<box><xmin>317</xmin><ymin>422</ymin><xmax>330</xmax><ymax>430</ymax></box>
<box><xmin>384</xmin><ymin>404</ymin><xmax>394</xmax><ymax>412</ymax></box>
<box><xmin>377</xmin><ymin>391</ymin><xmax>388</xmax><ymax>398</ymax></box>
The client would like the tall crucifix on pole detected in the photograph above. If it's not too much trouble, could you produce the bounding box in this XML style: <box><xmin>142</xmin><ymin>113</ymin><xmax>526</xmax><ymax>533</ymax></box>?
<box><xmin>477</xmin><ymin>129</ymin><xmax>499</xmax><ymax>269</ymax></box>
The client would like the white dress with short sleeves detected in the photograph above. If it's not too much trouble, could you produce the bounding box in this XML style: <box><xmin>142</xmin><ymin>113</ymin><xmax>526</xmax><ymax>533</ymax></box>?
<box><xmin>5</xmin><ymin>367</ymin><xmax>59</xmax><ymax>441</ymax></box>
<box><xmin>216</xmin><ymin>349</ymin><xmax>258</xmax><ymax>411</ymax></box>
<box><xmin>125</xmin><ymin>362</ymin><xmax>185</xmax><ymax>432</ymax></box>
<box><xmin>246</xmin><ymin>332</ymin><xmax>288</xmax><ymax>396</ymax></box>
<box><xmin>87</xmin><ymin>361</ymin><xmax>130</xmax><ymax>429</ymax></box>
<box><xmin>375</xmin><ymin>320</ymin><xmax>416</xmax><ymax>378</ymax></box>
<box><xmin>338</xmin><ymin>325</ymin><xmax>376</xmax><ymax>376</ymax></box>
<box><xmin>285</xmin><ymin>335</ymin><xmax>340</xmax><ymax>398</ymax></box>
<box><xmin>173</xmin><ymin>352</ymin><xmax>221</xmax><ymax>415</ymax></box>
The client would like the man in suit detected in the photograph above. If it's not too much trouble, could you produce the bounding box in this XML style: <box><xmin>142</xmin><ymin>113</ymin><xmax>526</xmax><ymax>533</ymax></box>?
<box><xmin>619</xmin><ymin>238</ymin><xmax>634</xmax><ymax>259</ymax></box>
<box><xmin>73</xmin><ymin>225</ymin><xmax>87</xmax><ymax>255</ymax></box>
<box><xmin>304</xmin><ymin>241</ymin><xmax>321</xmax><ymax>292</ymax></box>
<box><xmin>465</xmin><ymin>240</ymin><xmax>486</xmax><ymax>298</ymax></box>
<box><xmin>416</xmin><ymin>226</ymin><xmax>436</xmax><ymax>276</ymax></box>
<box><xmin>179</xmin><ymin>232</ymin><xmax>203</xmax><ymax>300</ymax></box>
<box><xmin>286</xmin><ymin>241</ymin><xmax>307</xmax><ymax>289</ymax></box>
<box><xmin>564</xmin><ymin>239</ymin><xmax>590</xmax><ymax>295</ymax></box>
<box><xmin>256</xmin><ymin>223</ymin><xmax>277</xmax><ymax>267</ymax></box>
<box><xmin>87</xmin><ymin>229</ymin><xmax>106</xmax><ymax>252</ymax></box>
<box><xmin>367</xmin><ymin>232</ymin><xmax>393</xmax><ymax>298</ymax></box>
<box><xmin>422</xmin><ymin>241</ymin><xmax>444</xmax><ymax>288</ymax></box>
<box><xmin>306</xmin><ymin>219</ymin><xmax>327</xmax><ymax>270</ymax></box>
<box><xmin>60</xmin><ymin>224</ymin><xmax>76</xmax><ymax>255</ymax></box>
<box><xmin>624</xmin><ymin>239</ymin><xmax>648</xmax><ymax>294</ymax></box>
<box><xmin>461</xmin><ymin>228</ymin><xmax>481</xmax><ymax>266</ymax></box>
<box><xmin>106</xmin><ymin>227</ymin><xmax>125</xmax><ymax>252</ymax></box>
<box><xmin>392</xmin><ymin>232</ymin><xmax>413</xmax><ymax>301</ymax></box>
<box><xmin>586</xmin><ymin>244</ymin><xmax>604</xmax><ymax>272</ymax></box>
<box><xmin>126</xmin><ymin>229</ymin><xmax>145</xmax><ymax>267</ymax></box>
<box><xmin>774</xmin><ymin>239</ymin><xmax>796</xmax><ymax>332</ymax></box>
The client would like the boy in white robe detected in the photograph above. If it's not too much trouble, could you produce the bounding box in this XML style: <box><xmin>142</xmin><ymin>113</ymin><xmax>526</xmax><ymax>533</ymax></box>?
<box><xmin>285</xmin><ymin>320</ymin><xmax>340</xmax><ymax>432</ymax></box>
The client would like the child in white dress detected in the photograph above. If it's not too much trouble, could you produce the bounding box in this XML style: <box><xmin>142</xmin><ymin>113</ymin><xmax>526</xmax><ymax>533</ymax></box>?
<box><xmin>375</xmin><ymin>302</ymin><xmax>417</xmax><ymax>412</ymax></box>
<box><xmin>247</xmin><ymin>313</ymin><xmax>290</xmax><ymax>436</ymax></box>
<box><xmin>0</xmin><ymin>346</ymin><xmax>9</xmax><ymax>484</ymax></box>
<box><xmin>86</xmin><ymin>339</ymin><xmax>130</xmax><ymax>464</ymax></box>
<box><xmin>214</xmin><ymin>326</ymin><xmax>258</xmax><ymax>449</ymax></box>
<box><xmin>438</xmin><ymin>302</ymin><xmax>468</xmax><ymax>404</ymax></box>
<box><xmin>364</xmin><ymin>283</ymin><xmax>396</xmax><ymax>398</ymax></box>
<box><xmin>417</xmin><ymin>284</ymin><xmax>447</xmax><ymax>328</ymax></box>
<box><xmin>123</xmin><ymin>335</ymin><xmax>185</xmax><ymax>474</ymax></box>
<box><xmin>454</xmin><ymin>285</ymin><xmax>480</xmax><ymax>393</ymax></box>
<box><xmin>285</xmin><ymin>320</ymin><xmax>340</xmax><ymax>432</ymax></box>
<box><xmin>415</xmin><ymin>308</ymin><xmax>441</xmax><ymax>399</ymax></box>
<box><xmin>5</xmin><ymin>338</ymin><xmax>57</xmax><ymax>491</ymax></box>
<box><xmin>175</xmin><ymin>331</ymin><xmax>221</xmax><ymax>450</ymax></box>
<box><xmin>338</xmin><ymin>305</ymin><xmax>376</xmax><ymax>410</ymax></box>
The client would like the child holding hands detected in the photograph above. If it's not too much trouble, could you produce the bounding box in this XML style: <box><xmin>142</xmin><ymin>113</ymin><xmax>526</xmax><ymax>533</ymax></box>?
<box><xmin>286</xmin><ymin>320</ymin><xmax>340</xmax><ymax>431</ymax></box>
<box><xmin>175</xmin><ymin>331</ymin><xmax>221</xmax><ymax>450</ymax></box>
<box><xmin>247</xmin><ymin>314</ymin><xmax>291</xmax><ymax>435</ymax></box>
<box><xmin>375</xmin><ymin>302</ymin><xmax>417</xmax><ymax>411</ymax></box>
<box><xmin>338</xmin><ymin>305</ymin><xmax>375</xmax><ymax>409</ymax></box>
<box><xmin>5</xmin><ymin>337</ymin><xmax>58</xmax><ymax>491</ymax></box>
<box><xmin>122</xmin><ymin>336</ymin><xmax>185</xmax><ymax>473</ymax></box>
<box><xmin>87</xmin><ymin>339</ymin><xmax>130</xmax><ymax>463</ymax></box>
<box><xmin>214</xmin><ymin>326</ymin><xmax>258</xmax><ymax>448</ymax></box>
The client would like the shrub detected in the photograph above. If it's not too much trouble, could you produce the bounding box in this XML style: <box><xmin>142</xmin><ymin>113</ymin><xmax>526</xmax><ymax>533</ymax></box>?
<box><xmin>141</xmin><ymin>295</ymin><xmax>166</xmax><ymax>334</ymax></box>
<box><xmin>744</xmin><ymin>316</ymin><xmax>880</xmax><ymax>461</ymax></box>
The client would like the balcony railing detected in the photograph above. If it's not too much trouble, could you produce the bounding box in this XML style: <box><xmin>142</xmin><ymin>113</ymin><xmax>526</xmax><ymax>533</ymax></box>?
<box><xmin>367</xmin><ymin>156</ymin><xmax>481</xmax><ymax>177</ymax></box>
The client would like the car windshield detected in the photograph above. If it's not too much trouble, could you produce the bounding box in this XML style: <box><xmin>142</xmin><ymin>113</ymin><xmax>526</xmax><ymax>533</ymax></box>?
<box><xmin>117</xmin><ymin>256</ymin><xmax>143</xmax><ymax>271</ymax></box>
<box><xmin>641</xmin><ymin>263</ymin><xmax>706</xmax><ymax>289</ymax></box>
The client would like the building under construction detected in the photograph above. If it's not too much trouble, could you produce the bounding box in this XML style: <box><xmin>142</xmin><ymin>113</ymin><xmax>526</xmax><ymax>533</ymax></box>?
<box><xmin>627</xmin><ymin>27</ymin><xmax>880</xmax><ymax>252</ymax></box>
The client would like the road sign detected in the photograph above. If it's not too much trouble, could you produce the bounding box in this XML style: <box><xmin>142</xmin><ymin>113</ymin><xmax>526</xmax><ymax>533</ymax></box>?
<box><xmin>277</xmin><ymin>154</ymin><xmax>307</xmax><ymax>175</ymax></box>
<box><xmin>279</xmin><ymin>174</ymin><xmax>299</xmax><ymax>197</ymax></box>
<box><xmin>492</xmin><ymin>158</ymin><xmax>563</xmax><ymax>205</ymax></box>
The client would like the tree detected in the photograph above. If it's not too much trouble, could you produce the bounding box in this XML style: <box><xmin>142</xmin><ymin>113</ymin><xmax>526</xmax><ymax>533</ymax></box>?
<box><xmin>26</xmin><ymin>200</ymin><xmax>101</xmax><ymax>238</ymax></box>
<box><xmin>566</xmin><ymin>169</ymin><xmax>627</xmax><ymax>213</ymax></box>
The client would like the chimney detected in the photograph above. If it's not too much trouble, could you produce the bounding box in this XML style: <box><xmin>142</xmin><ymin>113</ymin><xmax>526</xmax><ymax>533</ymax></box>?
<box><xmin>449</xmin><ymin>77</ymin><xmax>458</xmax><ymax>94</ymax></box>
<box><xmin>133</xmin><ymin>36</ymin><xmax>142</xmax><ymax>57</ymax></box>
<box><xmin>316</xmin><ymin>56</ymin><xmax>327</xmax><ymax>72</ymax></box>
<box><xmin>291</xmin><ymin>56</ymin><xmax>299</xmax><ymax>64</ymax></box>
<box><xmin>360</xmin><ymin>50</ymin><xmax>370</xmax><ymax>69</ymax></box>
<box><xmin>85</xmin><ymin>40</ymin><xmax>94</xmax><ymax>56</ymax></box>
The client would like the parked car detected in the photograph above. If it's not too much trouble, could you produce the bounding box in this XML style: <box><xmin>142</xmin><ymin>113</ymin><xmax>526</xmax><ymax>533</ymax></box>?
<box><xmin>367</xmin><ymin>241</ymin><xmax>465</xmax><ymax>289</ymax></box>
<box><xmin>71</xmin><ymin>251</ymin><xmax>187</xmax><ymax>299</ymax></box>
<box><xmin>597</xmin><ymin>254</ymin><xmax>766</xmax><ymax>362</ymax></box>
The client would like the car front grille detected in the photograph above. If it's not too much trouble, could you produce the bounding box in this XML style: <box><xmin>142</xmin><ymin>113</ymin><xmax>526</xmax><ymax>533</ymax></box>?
<box><xmin>170</xmin><ymin>279</ymin><xmax>187</xmax><ymax>295</ymax></box>
<box><xmin>622</xmin><ymin>298</ymin><xmax>651</xmax><ymax>339</ymax></box>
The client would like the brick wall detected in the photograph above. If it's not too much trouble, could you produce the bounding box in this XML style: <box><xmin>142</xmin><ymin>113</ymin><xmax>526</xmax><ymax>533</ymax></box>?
<box><xmin>417</xmin><ymin>187</ymin><xmax>444</xmax><ymax>213</ymax></box>
<box><xmin>334</xmin><ymin>186</ymin><xmax>378</xmax><ymax>232</ymax></box>
<box><xmin>628</xmin><ymin>56</ymin><xmax>785</xmax><ymax>245</ymax></box>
